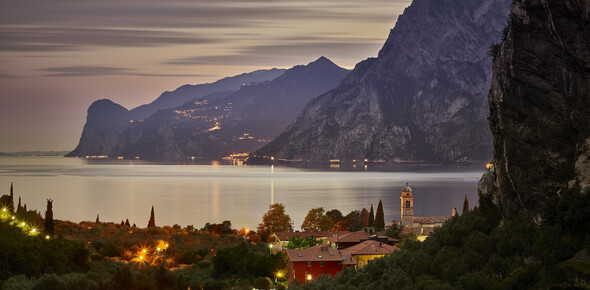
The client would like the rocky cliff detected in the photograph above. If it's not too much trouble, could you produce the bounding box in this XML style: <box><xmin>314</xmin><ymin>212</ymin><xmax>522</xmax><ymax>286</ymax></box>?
<box><xmin>254</xmin><ymin>0</ymin><xmax>511</xmax><ymax>163</ymax></box>
<box><xmin>478</xmin><ymin>0</ymin><xmax>590</xmax><ymax>219</ymax></box>
<box><xmin>67</xmin><ymin>68</ymin><xmax>285</xmax><ymax>158</ymax></box>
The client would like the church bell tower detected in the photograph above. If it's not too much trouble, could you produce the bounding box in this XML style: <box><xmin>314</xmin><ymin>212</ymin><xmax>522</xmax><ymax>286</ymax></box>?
<box><xmin>400</xmin><ymin>183</ymin><xmax>413</xmax><ymax>228</ymax></box>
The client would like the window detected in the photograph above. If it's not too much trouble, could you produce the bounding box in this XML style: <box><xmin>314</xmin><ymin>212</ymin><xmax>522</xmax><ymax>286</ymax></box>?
<box><xmin>307</xmin><ymin>261</ymin><xmax>311</xmax><ymax>267</ymax></box>
<box><xmin>320</xmin><ymin>261</ymin><xmax>325</xmax><ymax>267</ymax></box>
<box><xmin>405</xmin><ymin>200</ymin><xmax>411</xmax><ymax>208</ymax></box>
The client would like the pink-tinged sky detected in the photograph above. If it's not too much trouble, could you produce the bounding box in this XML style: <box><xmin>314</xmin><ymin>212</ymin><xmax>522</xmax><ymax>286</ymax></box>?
<box><xmin>0</xmin><ymin>0</ymin><xmax>411</xmax><ymax>152</ymax></box>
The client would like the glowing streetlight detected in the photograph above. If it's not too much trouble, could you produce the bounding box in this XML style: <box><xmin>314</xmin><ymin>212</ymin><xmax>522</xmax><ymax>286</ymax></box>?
<box><xmin>157</xmin><ymin>247</ymin><xmax>161</xmax><ymax>252</ymax></box>
<box><xmin>139</xmin><ymin>255</ymin><xmax>144</xmax><ymax>260</ymax></box>
<box><xmin>2</xmin><ymin>208</ymin><xmax>6</xmax><ymax>212</ymax></box>
<box><xmin>45</xmin><ymin>235</ymin><xmax>50</xmax><ymax>239</ymax></box>
<box><xmin>31</xmin><ymin>229</ymin><xmax>36</xmax><ymax>233</ymax></box>
<box><xmin>306</xmin><ymin>274</ymin><xmax>312</xmax><ymax>281</ymax></box>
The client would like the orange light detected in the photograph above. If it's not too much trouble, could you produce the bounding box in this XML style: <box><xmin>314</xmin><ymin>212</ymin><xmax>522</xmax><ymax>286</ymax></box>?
<box><xmin>306</xmin><ymin>274</ymin><xmax>312</xmax><ymax>281</ymax></box>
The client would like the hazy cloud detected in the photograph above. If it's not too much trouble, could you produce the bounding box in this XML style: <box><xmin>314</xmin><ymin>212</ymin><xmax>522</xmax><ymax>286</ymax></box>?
<box><xmin>40</xmin><ymin>66</ymin><xmax>212</xmax><ymax>78</ymax></box>
<box><xmin>163</xmin><ymin>42</ymin><xmax>383</xmax><ymax>66</ymax></box>
<box><xmin>0</xmin><ymin>27</ymin><xmax>222</xmax><ymax>52</ymax></box>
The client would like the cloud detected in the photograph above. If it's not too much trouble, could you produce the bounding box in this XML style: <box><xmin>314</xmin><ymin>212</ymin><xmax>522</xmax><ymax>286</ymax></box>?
<box><xmin>0</xmin><ymin>26</ymin><xmax>222</xmax><ymax>52</ymax></box>
<box><xmin>163</xmin><ymin>41</ymin><xmax>384</xmax><ymax>67</ymax></box>
<box><xmin>40</xmin><ymin>66</ymin><xmax>212</xmax><ymax>78</ymax></box>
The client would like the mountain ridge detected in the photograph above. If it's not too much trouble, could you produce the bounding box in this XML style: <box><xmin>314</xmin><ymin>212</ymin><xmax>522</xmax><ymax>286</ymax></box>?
<box><xmin>254</xmin><ymin>0</ymin><xmax>511</xmax><ymax>164</ymax></box>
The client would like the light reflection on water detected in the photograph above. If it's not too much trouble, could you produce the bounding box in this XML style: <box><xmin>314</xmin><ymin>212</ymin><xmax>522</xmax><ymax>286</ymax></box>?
<box><xmin>0</xmin><ymin>157</ymin><xmax>484</xmax><ymax>230</ymax></box>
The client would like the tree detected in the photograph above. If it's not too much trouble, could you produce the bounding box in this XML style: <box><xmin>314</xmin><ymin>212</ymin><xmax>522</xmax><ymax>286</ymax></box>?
<box><xmin>8</xmin><ymin>182</ymin><xmax>14</xmax><ymax>212</ymax></box>
<box><xmin>301</xmin><ymin>207</ymin><xmax>325</xmax><ymax>231</ymax></box>
<box><xmin>368</xmin><ymin>204</ymin><xmax>375</xmax><ymax>228</ymax></box>
<box><xmin>148</xmin><ymin>206</ymin><xmax>156</xmax><ymax>228</ymax></box>
<box><xmin>326</xmin><ymin>209</ymin><xmax>343</xmax><ymax>223</ymax></box>
<box><xmin>346</xmin><ymin>210</ymin><xmax>364</xmax><ymax>231</ymax></box>
<box><xmin>319</xmin><ymin>215</ymin><xmax>334</xmax><ymax>231</ymax></box>
<box><xmin>253</xmin><ymin>277</ymin><xmax>273</xmax><ymax>289</ymax></box>
<box><xmin>17</xmin><ymin>196</ymin><xmax>22</xmax><ymax>213</ymax></box>
<box><xmin>125</xmin><ymin>219</ymin><xmax>130</xmax><ymax>227</ymax></box>
<box><xmin>96</xmin><ymin>214</ymin><xmax>100</xmax><ymax>223</ymax></box>
<box><xmin>385</xmin><ymin>220</ymin><xmax>403</xmax><ymax>240</ymax></box>
<box><xmin>375</xmin><ymin>199</ymin><xmax>385</xmax><ymax>231</ymax></box>
<box><xmin>258</xmin><ymin>203</ymin><xmax>293</xmax><ymax>241</ymax></box>
<box><xmin>361</xmin><ymin>208</ymin><xmax>369</xmax><ymax>228</ymax></box>
<box><xmin>44</xmin><ymin>199</ymin><xmax>54</xmax><ymax>235</ymax></box>
<box><xmin>463</xmin><ymin>195</ymin><xmax>470</xmax><ymax>214</ymax></box>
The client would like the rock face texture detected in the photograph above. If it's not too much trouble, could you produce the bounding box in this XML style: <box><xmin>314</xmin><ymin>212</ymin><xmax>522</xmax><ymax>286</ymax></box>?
<box><xmin>68</xmin><ymin>57</ymin><xmax>349</xmax><ymax>160</ymax></box>
<box><xmin>254</xmin><ymin>0</ymin><xmax>511</xmax><ymax>163</ymax></box>
<box><xmin>479</xmin><ymin>0</ymin><xmax>590</xmax><ymax>219</ymax></box>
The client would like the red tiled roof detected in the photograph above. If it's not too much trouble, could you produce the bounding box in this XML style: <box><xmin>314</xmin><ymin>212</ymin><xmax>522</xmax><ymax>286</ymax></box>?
<box><xmin>274</xmin><ymin>231</ymin><xmax>349</xmax><ymax>241</ymax></box>
<box><xmin>286</xmin><ymin>245</ymin><xmax>345</xmax><ymax>262</ymax></box>
<box><xmin>339</xmin><ymin>251</ymin><xmax>357</xmax><ymax>266</ymax></box>
<box><xmin>340</xmin><ymin>240</ymin><xmax>399</xmax><ymax>256</ymax></box>
<box><xmin>325</xmin><ymin>231</ymin><xmax>371</xmax><ymax>243</ymax></box>
<box><xmin>412</xmin><ymin>216</ymin><xmax>450</xmax><ymax>224</ymax></box>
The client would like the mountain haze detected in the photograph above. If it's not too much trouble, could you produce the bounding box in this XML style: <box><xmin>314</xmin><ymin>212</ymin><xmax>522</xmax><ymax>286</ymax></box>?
<box><xmin>255</xmin><ymin>0</ymin><xmax>511</xmax><ymax>164</ymax></box>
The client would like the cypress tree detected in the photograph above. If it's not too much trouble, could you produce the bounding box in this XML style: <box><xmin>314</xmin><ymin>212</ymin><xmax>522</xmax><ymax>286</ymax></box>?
<box><xmin>375</xmin><ymin>199</ymin><xmax>385</xmax><ymax>231</ymax></box>
<box><xmin>368</xmin><ymin>204</ymin><xmax>375</xmax><ymax>228</ymax></box>
<box><xmin>148</xmin><ymin>206</ymin><xmax>156</xmax><ymax>228</ymax></box>
<box><xmin>44</xmin><ymin>199</ymin><xmax>54</xmax><ymax>235</ymax></box>
<box><xmin>23</xmin><ymin>204</ymin><xmax>26</xmax><ymax>212</ymax></box>
<box><xmin>462</xmin><ymin>195</ymin><xmax>470</xmax><ymax>214</ymax></box>
<box><xmin>96</xmin><ymin>214</ymin><xmax>100</xmax><ymax>223</ymax></box>
<box><xmin>9</xmin><ymin>182</ymin><xmax>14</xmax><ymax>212</ymax></box>
<box><xmin>17</xmin><ymin>196</ymin><xmax>22</xmax><ymax>213</ymax></box>
<box><xmin>125</xmin><ymin>218</ymin><xmax>130</xmax><ymax>227</ymax></box>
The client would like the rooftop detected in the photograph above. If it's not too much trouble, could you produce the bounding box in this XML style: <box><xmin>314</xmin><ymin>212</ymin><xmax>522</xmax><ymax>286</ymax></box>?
<box><xmin>340</xmin><ymin>240</ymin><xmax>399</xmax><ymax>256</ymax></box>
<box><xmin>326</xmin><ymin>231</ymin><xmax>372</xmax><ymax>243</ymax></box>
<box><xmin>286</xmin><ymin>245</ymin><xmax>346</xmax><ymax>262</ymax></box>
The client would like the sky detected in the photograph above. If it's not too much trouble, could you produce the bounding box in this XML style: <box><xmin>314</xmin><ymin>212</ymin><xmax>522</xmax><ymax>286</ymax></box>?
<box><xmin>0</xmin><ymin>0</ymin><xmax>412</xmax><ymax>152</ymax></box>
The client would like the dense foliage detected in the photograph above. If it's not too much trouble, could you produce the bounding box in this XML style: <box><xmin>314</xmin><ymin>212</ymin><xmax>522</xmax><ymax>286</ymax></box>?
<box><xmin>0</xmin><ymin>221</ymin><xmax>88</xmax><ymax>280</ymax></box>
<box><xmin>293</xmin><ymin>190</ymin><xmax>590</xmax><ymax>289</ymax></box>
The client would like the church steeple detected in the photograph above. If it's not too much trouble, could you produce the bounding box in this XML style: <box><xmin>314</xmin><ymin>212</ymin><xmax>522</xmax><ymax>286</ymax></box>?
<box><xmin>400</xmin><ymin>183</ymin><xmax>414</xmax><ymax>228</ymax></box>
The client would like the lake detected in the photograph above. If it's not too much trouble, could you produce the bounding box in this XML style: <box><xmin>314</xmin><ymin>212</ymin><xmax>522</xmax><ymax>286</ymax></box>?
<box><xmin>0</xmin><ymin>157</ymin><xmax>484</xmax><ymax>230</ymax></box>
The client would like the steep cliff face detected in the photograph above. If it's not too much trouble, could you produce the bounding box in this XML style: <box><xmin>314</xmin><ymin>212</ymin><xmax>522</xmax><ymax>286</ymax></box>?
<box><xmin>66</xmin><ymin>99</ymin><xmax>130</xmax><ymax>157</ymax></box>
<box><xmin>479</xmin><ymin>0</ymin><xmax>590</xmax><ymax>219</ymax></box>
<box><xmin>255</xmin><ymin>0</ymin><xmax>511</xmax><ymax>163</ymax></box>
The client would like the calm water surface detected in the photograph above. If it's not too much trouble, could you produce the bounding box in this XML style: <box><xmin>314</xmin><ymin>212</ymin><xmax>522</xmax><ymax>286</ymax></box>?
<box><xmin>0</xmin><ymin>157</ymin><xmax>484</xmax><ymax>230</ymax></box>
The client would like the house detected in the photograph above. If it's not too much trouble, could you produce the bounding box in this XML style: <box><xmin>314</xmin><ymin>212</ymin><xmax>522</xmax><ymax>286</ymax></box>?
<box><xmin>285</xmin><ymin>245</ymin><xmax>356</xmax><ymax>285</ymax></box>
<box><xmin>325</xmin><ymin>231</ymin><xmax>371</xmax><ymax>249</ymax></box>
<box><xmin>325</xmin><ymin>230</ymin><xmax>398</xmax><ymax>249</ymax></box>
<box><xmin>341</xmin><ymin>240</ymin><xmax>399</xmax><ymax>268</ymax></box>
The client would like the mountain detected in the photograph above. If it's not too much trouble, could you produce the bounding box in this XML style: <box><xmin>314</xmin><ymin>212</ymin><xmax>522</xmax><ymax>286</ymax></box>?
<box><xmin>68</xmin><ymin>57</ymin><xmax>349</xmax><ymax>160</ymax></box>
<box><xmin>67</xmin><ymin>68</ymin><xmax>286</xmax><ymax>158</ymax></box>
<box><xmin>478</xmin><ymin>0</ymin><xmax>590</xmax><ymax>219</ymax></box>
<box><xmin>128</xmin><ymin>68</ymin><xmax>286</xmax><ymax>120</ymax></box>
<box><xmin>254</xmin><ymin>0</ymin><xmax>511</xmax><ymax>164</ymax></box>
